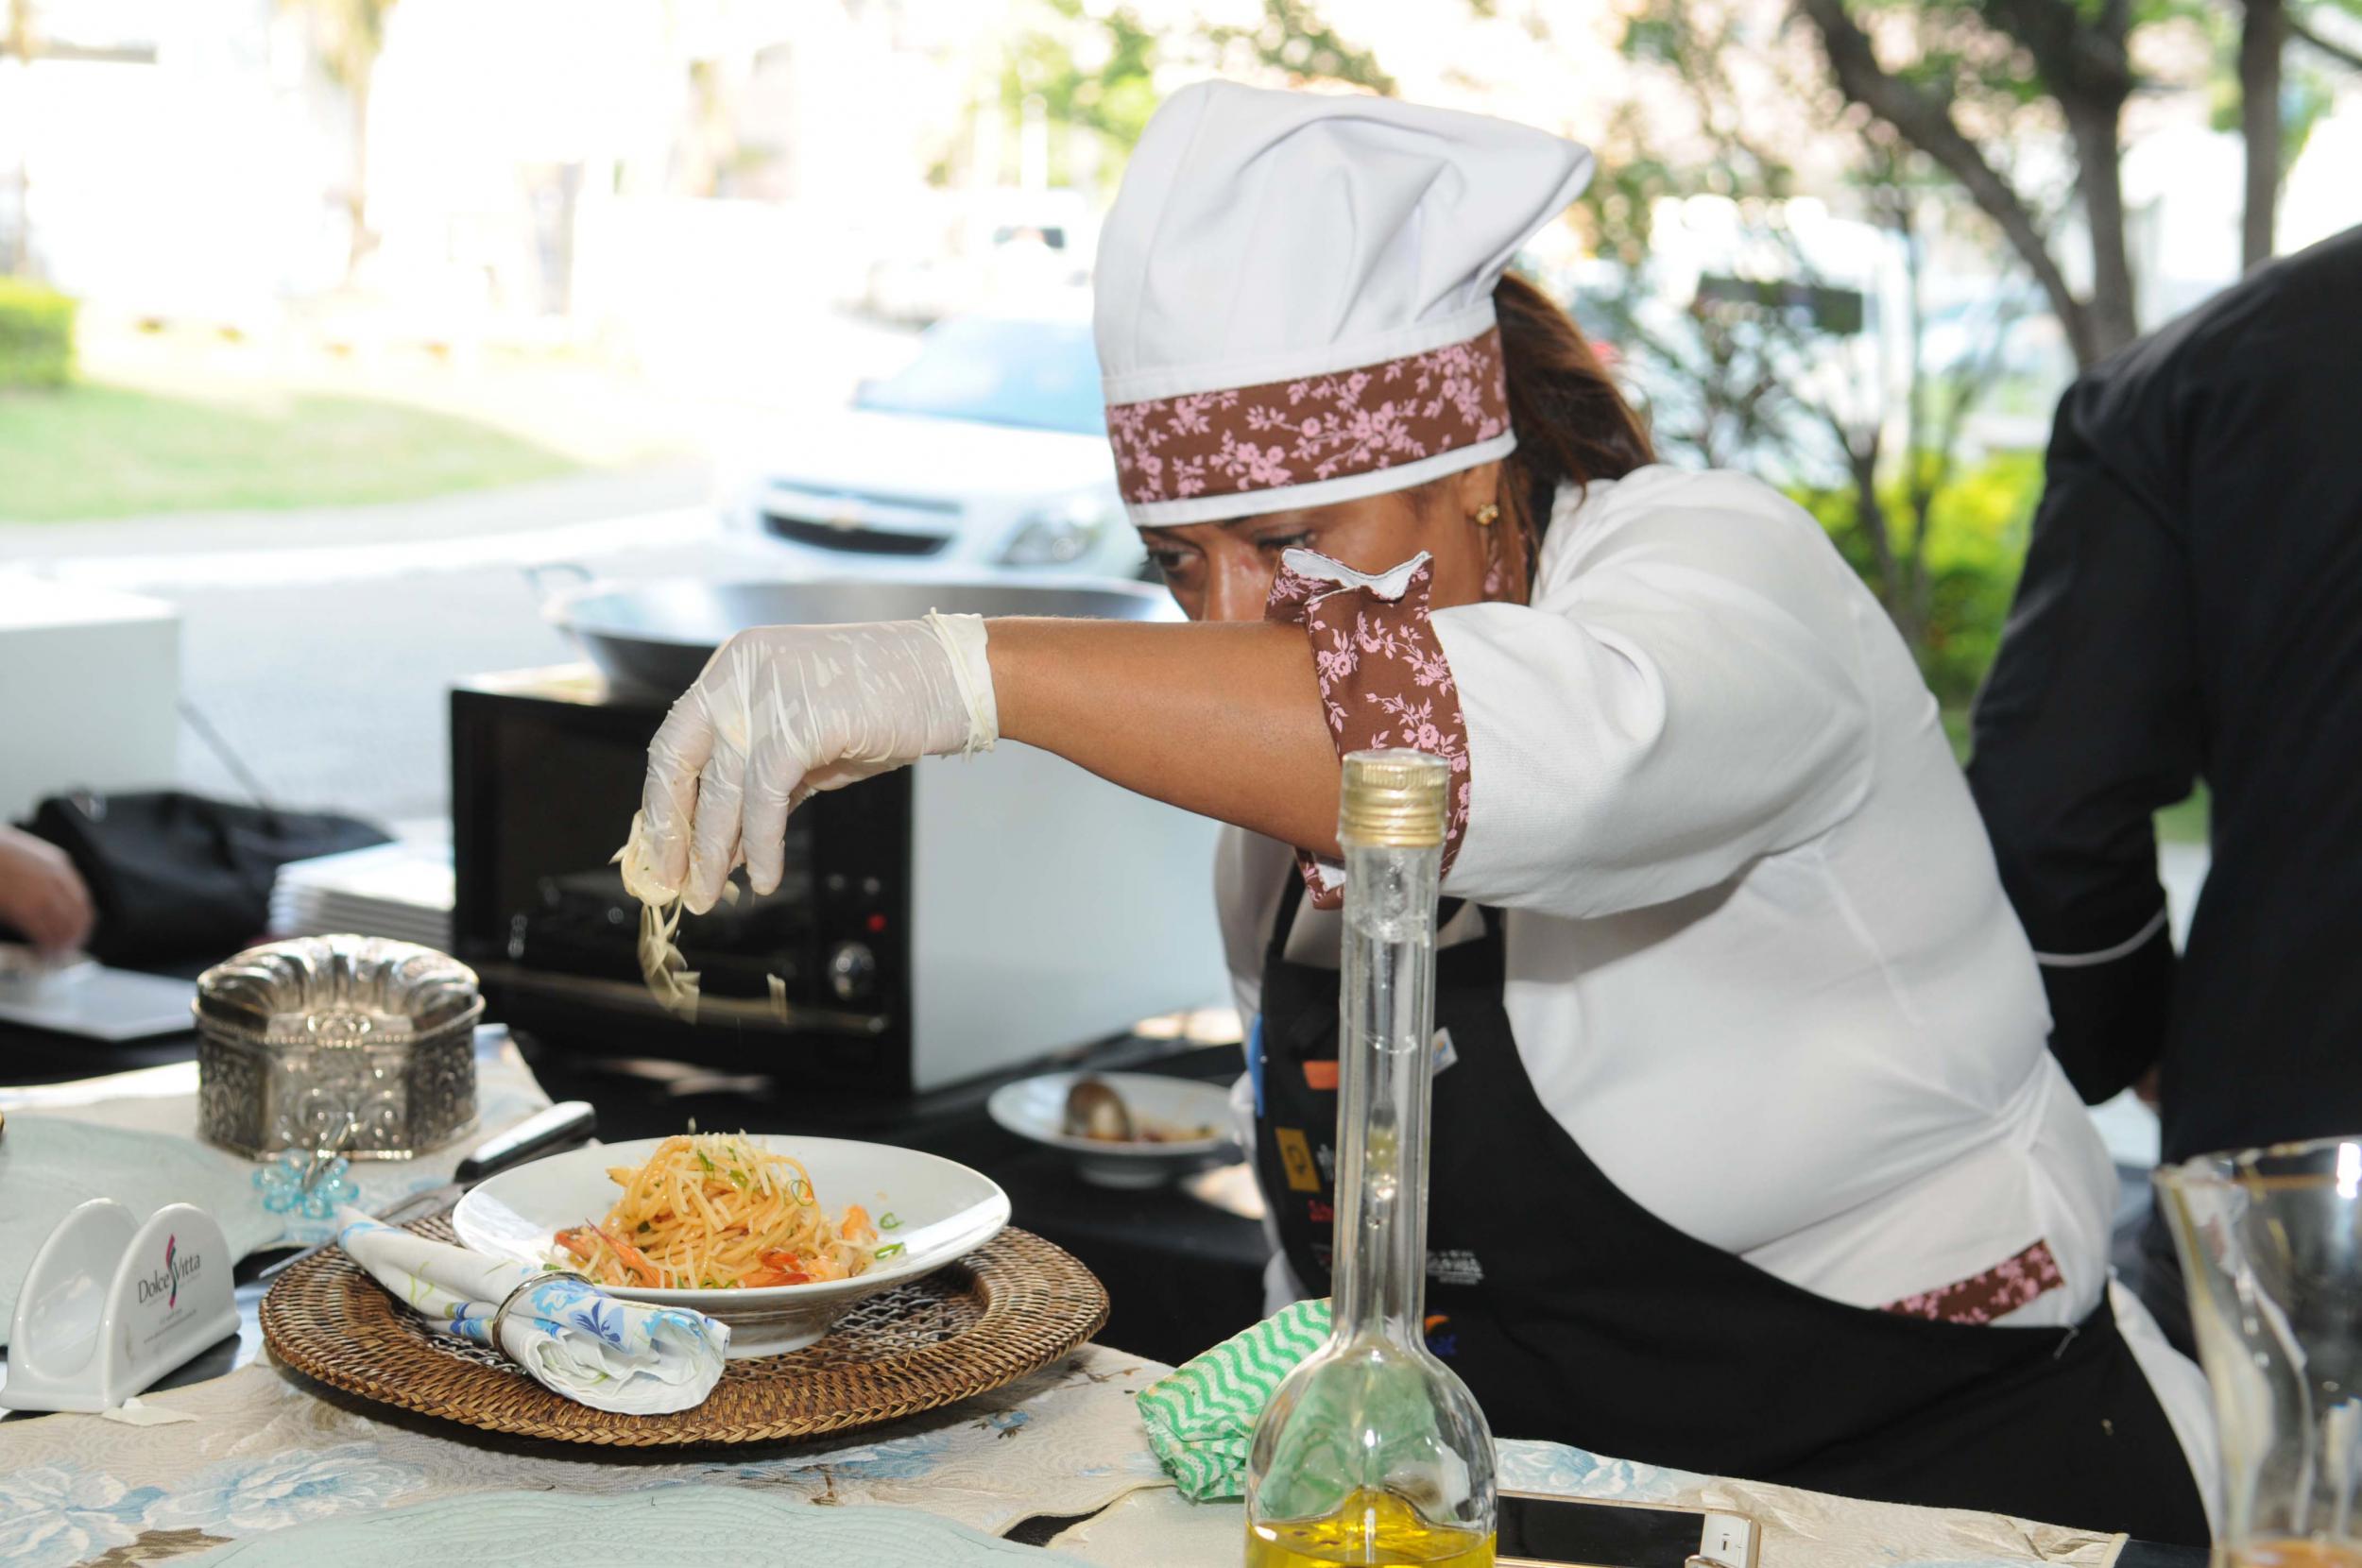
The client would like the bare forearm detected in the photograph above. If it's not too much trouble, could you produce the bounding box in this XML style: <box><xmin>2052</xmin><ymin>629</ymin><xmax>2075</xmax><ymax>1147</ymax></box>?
<box><xmin>985</xmin><ymin>618</ymin><xmax>1343</xmax><ymax>856</ymax></box>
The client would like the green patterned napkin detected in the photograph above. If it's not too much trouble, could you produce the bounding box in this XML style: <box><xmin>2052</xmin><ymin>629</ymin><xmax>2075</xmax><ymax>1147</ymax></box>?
<box><xmin>1137</xmin><ymin>1298</ymin><xmax>1333</xmax><ymax>1501</ymax></box>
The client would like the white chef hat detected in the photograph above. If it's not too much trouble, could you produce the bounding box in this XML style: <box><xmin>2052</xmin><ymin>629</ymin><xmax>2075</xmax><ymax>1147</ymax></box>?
<box><xmin>1094</xmin><ymin>80</ymin><xmax>1595</xmax><ymax>527</ymax></box>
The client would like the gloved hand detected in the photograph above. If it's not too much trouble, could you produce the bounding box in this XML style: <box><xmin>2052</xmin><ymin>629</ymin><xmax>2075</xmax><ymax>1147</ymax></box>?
<box><xmin>636</xmin><ymin>614</ymin><xmax>997</xmax><ymax>913</ymax></box>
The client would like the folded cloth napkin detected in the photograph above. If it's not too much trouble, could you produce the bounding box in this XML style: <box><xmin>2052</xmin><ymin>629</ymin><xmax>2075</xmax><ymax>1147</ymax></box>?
<box><xmin>1136</xmin><ymin>1298</ymin><xmax>1332</xmax><ymax>1501</ymax></box>
<box><xmin>334</xmin><ymin>1206</ymin><xmax>729</xmax><ymax>1415</ymax></box>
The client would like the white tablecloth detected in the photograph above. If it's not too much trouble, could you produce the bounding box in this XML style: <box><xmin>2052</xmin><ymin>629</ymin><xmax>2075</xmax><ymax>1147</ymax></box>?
<box><xmin>0</xmin><ymin>1043</ymin><xmax>2134</xmax><ymax>1568</ymax></box>
<box><xmin>0</xmin><ymin>1340</ymin><xmax>2136</xmax><ymax>1568</ymax></box>
<box><xmin>0</xmin><ymin>1030</ymin><xmax>554</xmax><ymax>1338</ymax></box>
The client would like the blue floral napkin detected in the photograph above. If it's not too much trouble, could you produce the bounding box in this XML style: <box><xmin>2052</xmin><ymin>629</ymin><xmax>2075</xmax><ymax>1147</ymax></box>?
<box><xmin>334</xmin><ymin>1208</ymin><xmax>728</xmax><ymax>1415</ymax></box>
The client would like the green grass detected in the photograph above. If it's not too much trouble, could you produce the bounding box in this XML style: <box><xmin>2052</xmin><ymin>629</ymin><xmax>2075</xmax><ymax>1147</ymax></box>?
<box><xmin>1943</xmin><ymin>707</ymin><xmax>2211</xmax><ymax>846</ymax></box>
<box><xmin>0</xmin><ymin>382</ymin><xmax>580</xmax><ymax>521</ymax></box>
<box><xmin>1941</xmin><ymin>706</ymin><xmax>1976</xmax><ymax>760</ymax></box>
<box><xmin>2153</xmin><ymin>785</ymin><xmax>2211</xmax><ymax>845</ymax></box>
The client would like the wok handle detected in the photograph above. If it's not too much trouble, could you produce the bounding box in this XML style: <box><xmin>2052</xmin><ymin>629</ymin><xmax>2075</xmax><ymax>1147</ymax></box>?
<box><xmin>520</xmin><ymin>561</ymin><xmax>596</xmax><ymax>608</ymax></box>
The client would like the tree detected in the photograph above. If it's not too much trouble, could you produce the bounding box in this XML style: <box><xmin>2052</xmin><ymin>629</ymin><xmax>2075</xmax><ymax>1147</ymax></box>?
<box><xmin>278</xmin><ymin>0</ymin><xmax>400</xmax><ymax>279</ymax></box>
<box><xmin>3</xmin><ymin>0</ymin><xmax>30</xmax><ymax>276</ymax></box>
<box><xmin>997</xmin><ymin>0</ymin><xmax>1393</xmax><ymax>195</ymax></box>
<box><xmin>2241</xmin><ymin>0</ymin><xmax>2285</xmax><ymax>271</ymax></box>
<box><xmin>1789</xmin><ymin>0</ymin><xmax>2142</xmax><ymax>368</ymax></box>
<box><xmin>2287</xmin><ymin>0</ymin><xmax>2362</xmax><ymax>62</ymax></box>
<box><xmin>2237</xmin><ymin>0</ymin><xmax>2361</xmax><ymax>272</ymax></box>
<box><xmin>1792</xmin><ymin>0</ymin><xmax>2357</xmax><ymax>350</ymax></box>
<box><xmin>1588</xmin><ymin>4</ymin><xmax>2030</xmax><ymax>679</ymax></box>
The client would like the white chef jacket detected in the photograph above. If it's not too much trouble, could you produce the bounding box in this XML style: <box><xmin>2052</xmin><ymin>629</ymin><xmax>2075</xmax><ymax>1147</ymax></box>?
<box><xmin>1217</xmin><ymin>467</ymin><xmax>2216</xmax><ymax>1498</ymax></box>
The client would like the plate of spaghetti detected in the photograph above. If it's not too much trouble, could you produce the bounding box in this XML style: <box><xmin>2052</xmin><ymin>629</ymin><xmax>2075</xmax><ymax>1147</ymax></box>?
<box><xmin>451</xmin><ymin>1133</ymin><xmax>1009</xmax><ymax>1356</ymax></box>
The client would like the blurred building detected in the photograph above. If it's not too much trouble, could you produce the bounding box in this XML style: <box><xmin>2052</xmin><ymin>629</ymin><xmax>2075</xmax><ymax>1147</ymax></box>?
<box><xmin>0</xmin><ymin>0</ymin><xmax>1088</xmax><ymax>356</ymax></box>
<box><xmin>2123</xmin><ymin>74</ymin><xmax>2362</xmax><ymax>327</ymax></box>
<box><xmin>0</xmin><ymin>0</ymin><xmax>351</xmax><ymax>321</ymax></box>
<box><xmin>3</xmin><ymin>0</ymin><xmax>2350</xmax><ymax>369</ymax></box>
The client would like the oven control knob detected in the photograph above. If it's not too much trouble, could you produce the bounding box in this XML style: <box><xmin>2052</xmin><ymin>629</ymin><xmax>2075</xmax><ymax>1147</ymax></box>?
<box><xmin>826</xmin><ymin>941</ymin><xmax>876</xmax><ymax>1003</ymax></box>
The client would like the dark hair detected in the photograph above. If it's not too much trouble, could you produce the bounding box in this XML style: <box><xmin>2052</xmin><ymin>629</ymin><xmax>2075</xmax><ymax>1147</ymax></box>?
<box><xmin>1493</xmin><ymin>269</ymin><xmax>1654</xmax><ymax>554</ymax></box>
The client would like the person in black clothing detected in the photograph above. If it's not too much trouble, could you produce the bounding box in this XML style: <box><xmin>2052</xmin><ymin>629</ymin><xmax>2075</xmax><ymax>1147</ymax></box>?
<box><xmin>1968</xmin><ymin>225</ymin><xmax>2362</xmax><ymax>1351</ymax></box>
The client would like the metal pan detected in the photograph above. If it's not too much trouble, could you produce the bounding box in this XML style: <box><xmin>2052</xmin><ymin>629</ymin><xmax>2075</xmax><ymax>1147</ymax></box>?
<box><xmin>532</xmin><ymin>571</ymin><xmax>1183</xmax><ymax>694</ymax></box>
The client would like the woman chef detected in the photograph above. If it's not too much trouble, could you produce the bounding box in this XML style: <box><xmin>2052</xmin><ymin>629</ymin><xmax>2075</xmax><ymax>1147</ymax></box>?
<box><xmin>632</xmin><ymin>83</ymin><xmax>2214</xmax><ymax>1542</ymax></box>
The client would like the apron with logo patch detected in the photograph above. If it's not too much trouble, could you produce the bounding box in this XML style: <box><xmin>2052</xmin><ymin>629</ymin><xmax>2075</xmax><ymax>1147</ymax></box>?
<box><xmin>1251</xmin><ymin>872</ymin><xmax>2208</xmax><ymax>1543</ymax></box>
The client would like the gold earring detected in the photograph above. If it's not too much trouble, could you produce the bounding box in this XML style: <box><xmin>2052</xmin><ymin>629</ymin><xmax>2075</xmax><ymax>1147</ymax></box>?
<box><xmin>1473</xmin><ymin>503</ymin><xmax>1500</xmax><ymax>528</ymax></box>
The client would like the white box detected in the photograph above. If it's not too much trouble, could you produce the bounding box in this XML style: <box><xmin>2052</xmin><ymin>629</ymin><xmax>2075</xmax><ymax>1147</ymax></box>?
<box><xmin>0</xmin><ymin>574</ymin><xmax>180</xmax><ymax>822</ymax></box>
<box><xmin>910</xmin><ymin>741</ymin><xmax>1233</xmax><ymax>1093</ymax></box>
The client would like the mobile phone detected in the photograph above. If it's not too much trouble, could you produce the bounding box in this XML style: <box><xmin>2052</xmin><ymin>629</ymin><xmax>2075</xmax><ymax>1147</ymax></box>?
<box><xmin>1497</xmin><ymin>1491</ymin><xmax>1762</xmax><ymax>1568</ymax></box>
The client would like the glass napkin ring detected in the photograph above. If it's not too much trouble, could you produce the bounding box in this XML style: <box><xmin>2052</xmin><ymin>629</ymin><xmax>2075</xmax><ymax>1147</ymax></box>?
<box><xmin>490</xmin><ymin>1269</ymin><xmax>596</xmax><ymax>1344</ymax></box>
<box><xmin>253</xmin><ymin>1150</ymin><xmax>359</xmax><ymax>1218</ymax></box>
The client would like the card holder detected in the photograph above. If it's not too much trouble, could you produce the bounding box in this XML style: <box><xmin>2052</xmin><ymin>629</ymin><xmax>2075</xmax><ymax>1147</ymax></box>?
<box><xmin>1497</xmin><ymin>1491</ymin><xmax>1758</xmax><ymax>1568</ymax></box>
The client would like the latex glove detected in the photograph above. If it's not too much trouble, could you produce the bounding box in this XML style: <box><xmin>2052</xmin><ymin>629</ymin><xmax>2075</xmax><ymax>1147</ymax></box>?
<box><xmin>640</xmin><ymin>614</ymin><xmax>996</xmax><ymax>912</ymax></box>
<box><xmin>0</xmin><ymin>826</ymin><xmax>94</xmax><ymax>957</ymax></box>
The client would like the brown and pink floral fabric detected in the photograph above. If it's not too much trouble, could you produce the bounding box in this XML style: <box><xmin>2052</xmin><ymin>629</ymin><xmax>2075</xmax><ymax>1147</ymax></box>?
<box><xmin>1880</xmin><ymin>1238</ymin><xmax>2065</xmax><ymax>1325</ymax></box>
<box><xmin>1265</xmin><ymin>554</ymin><xmax>1470</xmax><ymax>909</ymax></box>
<box><xmin>1106</xmin><ymin>327</ymin><xmax>1510</xmax><ymax>507</ymax></box>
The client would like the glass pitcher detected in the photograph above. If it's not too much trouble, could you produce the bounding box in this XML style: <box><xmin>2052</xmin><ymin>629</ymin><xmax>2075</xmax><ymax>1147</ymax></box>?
<box><xmin>2158</xmin><ymin>1135</ymin><xmax>2362</xmax><ymax>1567</ymax></box>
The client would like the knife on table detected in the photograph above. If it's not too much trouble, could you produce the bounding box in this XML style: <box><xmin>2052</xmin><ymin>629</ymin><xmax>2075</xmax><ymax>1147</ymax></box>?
<box><xmin>253</xmin><ymin>1099</ymin><xmax>598</xmax><ymax>1282</ymax></box>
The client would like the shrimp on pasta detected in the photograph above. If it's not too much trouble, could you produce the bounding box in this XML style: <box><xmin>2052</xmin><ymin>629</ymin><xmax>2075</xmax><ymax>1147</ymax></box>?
<box><xmin>553</xmin><ymin>1133</ymin><xmax>884</xmax><ymax>1290</ymax></box>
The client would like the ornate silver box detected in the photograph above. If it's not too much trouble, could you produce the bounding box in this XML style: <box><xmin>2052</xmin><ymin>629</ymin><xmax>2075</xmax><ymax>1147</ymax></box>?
<box><xmin>196</xmin><ymin>935</ymin><xmax>482</xmax><ymax>1160</ymax></box>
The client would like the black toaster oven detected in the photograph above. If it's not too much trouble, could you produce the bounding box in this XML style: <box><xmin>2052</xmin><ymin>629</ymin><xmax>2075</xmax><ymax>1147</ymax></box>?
<box><xmin>450</xmin><ymin>665</ymin><xmax>1225</xmax><ymax>1096</ymax></box>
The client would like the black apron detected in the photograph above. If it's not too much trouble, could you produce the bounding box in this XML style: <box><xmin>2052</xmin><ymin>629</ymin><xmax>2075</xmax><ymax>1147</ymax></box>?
<box><xmin>1251</xmin><ymin>874</ymin><xmax>2210</xmax><ymax>1545</ymax></box>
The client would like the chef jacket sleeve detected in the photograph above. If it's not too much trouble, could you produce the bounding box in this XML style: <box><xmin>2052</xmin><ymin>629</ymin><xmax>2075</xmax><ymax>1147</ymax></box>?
<box><xmin>1966</xmin><ymin>380</ymin><xmax>2198</xmax><ymax>1104</ymax></box>
<box><xmin>1429</xmin><ymin>489</ymin><xmax>1874</xmax><ymax>919</ymax></box>
<box><xmin>1265</xmin><ymin>550</ymin><xmax>1471</xmax><ymax>910</ymax></box>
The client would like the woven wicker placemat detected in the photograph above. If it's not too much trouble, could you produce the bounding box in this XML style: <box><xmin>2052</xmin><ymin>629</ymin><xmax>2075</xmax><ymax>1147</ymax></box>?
<box><xmin>261</xmin><ymin>1215</ymin><xmax>1109</xmax><ymax>1446</ymax></box>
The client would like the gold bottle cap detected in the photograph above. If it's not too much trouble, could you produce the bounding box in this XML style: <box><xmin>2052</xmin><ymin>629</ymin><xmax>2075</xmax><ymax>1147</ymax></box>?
<box><xmin>1338</xmin><ymin>749</ymin><xmax>1449</xmax><ymax>848</ymax></box>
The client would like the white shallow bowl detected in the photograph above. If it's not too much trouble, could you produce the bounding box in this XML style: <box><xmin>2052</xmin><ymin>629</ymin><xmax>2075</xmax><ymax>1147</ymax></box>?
<box><xmin>987</xmin><ymin>1071</ymin><xmax>1237</xmax><ymax>1189</ymax></box>
<box><xmin>451</xmin><ymin>1134</ymin><xmax>1010</xmax><ymax>1358</ymax></box>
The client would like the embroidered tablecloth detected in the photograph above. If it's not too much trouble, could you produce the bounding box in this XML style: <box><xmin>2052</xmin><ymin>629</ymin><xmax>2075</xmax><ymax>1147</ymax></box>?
<box><xmin>184</xmin><ymin>1490</ymin><xmax>1093</xmax><ymax>1566</ymax></box>
<box><xmin>0</xmin><ymin>1043</ymin><xmax>2137</xmax><ymax>1568</ymax></box>
<box><xmin>1061</xmin><ymin>1438</ymin><xmax>2137</xmax><ymax>1568</ymax></box>
<box><xmin>0</xmin><ymin>1347</ymin><xmax>1170</xmax><ymax>1567</ymax></box>
<box><xmin>0</xmin><ymin>1341</ymin><xmax>2134</xmax><ymax>1568</ymax></box>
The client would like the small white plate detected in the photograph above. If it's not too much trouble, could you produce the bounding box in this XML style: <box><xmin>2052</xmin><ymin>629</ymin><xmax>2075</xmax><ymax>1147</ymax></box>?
<box><xmin>451</xmin><ymin>1135</ymin><xmax>1009</xmax><ymax>1358</ymax></box>
<box><xmin>987</xmin><ymin>1071</ymin><xmax>1236</xmax><ymax>1189</ymax></box>
<box><xmin>0</xmin><ymin>951</ymin><xmax>194</xmax><ymax>1043</ymax></box>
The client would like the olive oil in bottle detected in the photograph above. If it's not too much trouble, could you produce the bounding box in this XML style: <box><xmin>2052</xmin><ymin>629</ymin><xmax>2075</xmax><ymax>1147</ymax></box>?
<box><xmin>1242</xmin><ymin>750</ymin><xmax>1497</xmax><ymax>1568</ymax></box>
<box><xmin>1246</xmin><ymin>1486</ymin><xmax>1495</xmax><ymax>1568</ymax></box>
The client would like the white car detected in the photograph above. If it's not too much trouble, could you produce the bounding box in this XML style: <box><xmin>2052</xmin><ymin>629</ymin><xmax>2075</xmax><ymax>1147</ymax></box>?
<box><xmin>726</xmin><ymin>313</ymin><xmax>1142</xmax><ymax>578</ymax></box>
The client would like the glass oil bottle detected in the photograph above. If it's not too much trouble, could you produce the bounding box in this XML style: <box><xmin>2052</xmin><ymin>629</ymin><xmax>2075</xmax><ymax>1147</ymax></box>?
<box><xmin>1244</xmin><ymin>749</ymin><xmax>1497</xmax><ymax>1567</ymax></box>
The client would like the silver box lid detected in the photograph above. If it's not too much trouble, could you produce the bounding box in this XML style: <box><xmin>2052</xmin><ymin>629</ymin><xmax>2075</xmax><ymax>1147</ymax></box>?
<box><xmin>195</xmin><ymin>934</ymin><xmax>479</xmax><ymax>1047</ymax></box>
